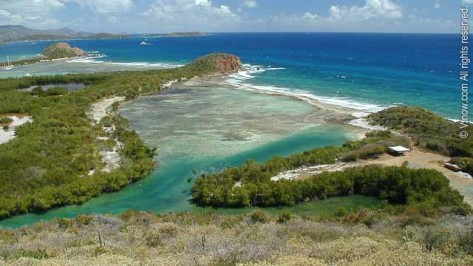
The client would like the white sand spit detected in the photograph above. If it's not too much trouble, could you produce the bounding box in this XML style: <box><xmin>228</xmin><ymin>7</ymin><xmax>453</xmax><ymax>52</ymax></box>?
<box><xmin>348</xmin><ymin>118</ymin><xmax>386</xmax><ymax>131</ymax></box>
<box><xmin>162</xmin><ymin>79</ymin><xmax>178</xmax><ymax>89</ymax></box>
<box><xmin>0</xmin><ymin>116</ymin><xmax>33</xmax><ymax>145</ymax></box>
<box><xmin>89</xmin><ymin>96</ymin><xmax>125</xmax><ymax>124</ymax></box>
<box><xmin>271</xmin><ymin>162</ymin><xmax>358</xmax><ymax>182</ymax></box>
<box><xmin>88</xmin><ymin>97</ymin><xmax>126</xmax><ymax>173</ymax></box>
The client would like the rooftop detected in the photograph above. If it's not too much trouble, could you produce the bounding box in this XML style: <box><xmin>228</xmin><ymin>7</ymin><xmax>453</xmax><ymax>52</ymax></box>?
<box><xmin>388</xmin><ymin>146</ymin><xmax>410</xmax><ymax>153</ymax></box>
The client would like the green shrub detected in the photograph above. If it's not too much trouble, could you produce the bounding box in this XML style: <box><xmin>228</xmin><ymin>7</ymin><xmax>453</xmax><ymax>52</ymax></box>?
<box><xmin>248</xmin><ymin>210</ymin><xmax>271</xmax><ymax>224</ymax></box>
<box><xmin>57</xmin><ymin>218</ymin><xmax>74</xmax><ymax>229</ymax></box>
<box><xmin>277</xmin><ymin>212</ymin><xmax>292</xmax><ymax>223</ymax></box>
<box><xmin>17</xmin><ymin>248</ymin><xmax>52</xmax><ymax>259</ymax></box>
<box><xmin>400</xmin><ymin>215</ymin><xmax>436</xmax><ymax>228</ymax></box>
<box><xmin>75</xmin><ymin>215</ymin><xmax>92</xmax><ymax>225</ymax></box>
<box><xmin>0</xmin><ymin>117</ymin><xmax>12</xmax><ymax>125</ymax></box>
<box><xmin>194</xmin><ymin>163</ymin><xmax>469</xmax><ymax>215</ymax></box>
<box><xmin>369</xmin><ymin>107</ymin><xmax>473</xmax><ymax>157</ymax></box>
<box><xmin>146</xmin><ymin>224</ymin><xmax>179</xmax><ymax>247</ymax></box>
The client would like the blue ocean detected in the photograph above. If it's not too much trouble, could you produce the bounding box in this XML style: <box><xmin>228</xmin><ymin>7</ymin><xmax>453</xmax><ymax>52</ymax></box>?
<box><xmin>0</xmin><ymin>33</ymin><xmax>468</xmax><ymax>227</ymax></box>
<box><xmin>0</xmin><ymin>33</ymin><xmax>462</xmax><ymax>118</ymax></box>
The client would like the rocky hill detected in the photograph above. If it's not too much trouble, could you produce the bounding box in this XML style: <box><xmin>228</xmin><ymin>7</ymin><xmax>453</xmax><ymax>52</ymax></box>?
<box><xmin>42</xmin><ymin>42</ymin><xmax>87</xmax><ymax>59</ymax></box>
<box><xmin>187</xmin><ymin>53</ymin><xmax>242</xmax><ymax>74</ymax></box>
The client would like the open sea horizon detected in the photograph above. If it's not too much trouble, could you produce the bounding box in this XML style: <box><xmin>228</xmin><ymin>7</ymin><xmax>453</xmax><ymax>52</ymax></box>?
<box><xmin>0</xmin><ymin>32</ymin><xmax>465</xmax><ymax>119</ymax></box>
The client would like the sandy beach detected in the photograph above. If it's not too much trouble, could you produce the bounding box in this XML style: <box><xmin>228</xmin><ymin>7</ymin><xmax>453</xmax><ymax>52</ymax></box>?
<box><xmin>88</xmin><ymin>96</ymin><xmax>126</xmax><ymax>173</ymax></box>
<box><xmin>88</xmin><ymin>96</ymin><xmax>125</xmax><ymax>124</ymax></box>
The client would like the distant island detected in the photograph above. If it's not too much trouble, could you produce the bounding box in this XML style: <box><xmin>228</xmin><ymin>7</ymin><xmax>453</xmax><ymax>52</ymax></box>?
<box><xmin>1</xmin><ymin>42</ymin><xmax>89</xmax><ymax>67</ymax></box>
<box><xmin>142</xmin><ymin>31</ymin><xmax>208</xmax><ymax>38</ymax></box>
<box><xmin>0</xmin><ymin>25</ymin><xmax>130</xmax><ymax>44</ymax></box>
<box><xmin>41</xmin><ymin>42</ymin><xmax>87</xmax><ymax>59</ymax></box>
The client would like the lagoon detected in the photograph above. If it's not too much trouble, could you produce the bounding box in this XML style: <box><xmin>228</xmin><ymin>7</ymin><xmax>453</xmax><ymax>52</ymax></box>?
<box><xmin>0</xmin><ymin>85</ymin><xmax>363</xmax><ymax>228</ymax></box>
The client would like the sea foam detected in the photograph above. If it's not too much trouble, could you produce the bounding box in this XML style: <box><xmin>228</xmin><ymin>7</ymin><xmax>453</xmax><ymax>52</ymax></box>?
<box><xmin>67</xmin><ymin>55</ymin><xmax>183</xmax><ymax>69</ymax></box>
<box><xmin>226</xmin><ymin>64</ymin><xmax>386</xmax><ymax>113</ymax></box>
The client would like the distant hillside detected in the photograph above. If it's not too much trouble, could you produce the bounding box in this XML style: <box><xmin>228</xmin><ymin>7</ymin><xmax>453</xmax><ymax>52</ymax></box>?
<box><xmin>0</xmin><ymin>25</ymin><xmax>130</xmax><ymax>43</ymax></box>
<box><xmin>143</xmin><ymin>31</ymin><xmax>208</xmax><ymax>38</ymax></box>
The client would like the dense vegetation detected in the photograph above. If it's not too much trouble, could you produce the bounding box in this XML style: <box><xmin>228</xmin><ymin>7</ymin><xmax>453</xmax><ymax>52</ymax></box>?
<box><xmin>0</xmin><ymin>117</ymin><xmax>12</xmax><ymax>128</ymax></box>
<box><xmin>191</xmin><ymin>130</ymin><xmax>464</xmax><ymax>210</ymax></box>
<box><xmin>1</xmin><ymin>210</ymin><xmax>473</xmax><ymax>265</ymax></box>
<box><xmin>369</xmin><ymin>106</ymin><xmax>473</xmax><ymax>175</ymax></box>
<box><xmin>192</xmin><ymin>106</ymin><xmax>471</xmax><ymax>215</ymax></box>
<box><xmin>193</xmin><ymin>163</ymin><xmax>469</xmax><ymax>213</ymax></box>
<box><xmin>0</xmin><ymin>54</ymin><xmax>233</xmax><ymax>219</ymax></box>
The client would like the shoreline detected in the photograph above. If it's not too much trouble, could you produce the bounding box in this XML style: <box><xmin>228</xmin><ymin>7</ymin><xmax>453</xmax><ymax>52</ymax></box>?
<box><xmin>166</xmin><ymin>75</ymin><xmax>473</xmax><ymax>207</ymax></box>
<box><xmin>2</xmin><ymin>51</ymin><xmax>106</xmax><ymax>68</ymax></box>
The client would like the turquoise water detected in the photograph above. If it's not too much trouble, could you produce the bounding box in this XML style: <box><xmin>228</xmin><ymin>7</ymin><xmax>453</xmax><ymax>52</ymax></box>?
<box><xmin>0</xmin><ymin>87</ymin><xmax>357</xmax><ymax>228</ymax></box>
<box><xmin>0</xmin><ymin>125</ymin><xmax>353</xmax><ymax>227</ymax></box>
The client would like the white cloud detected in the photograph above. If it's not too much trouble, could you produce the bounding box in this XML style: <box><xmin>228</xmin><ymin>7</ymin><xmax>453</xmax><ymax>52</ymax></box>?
<box><xmin>0</xmin><ymin>0</ymin><xmax>134</xmax><ymax>30</ymax></box>
<box><xmin>141</xmin><ymin>0</ymin><xmax>239</xmax><ymax>31</ymax></box>
<box><xmin>195</xmin><ymin>0</ymin><xmax>211</xmax><ymax>7</ymax></box>
<box><xmin>302</xmin><ymin>12</ymin><xmax>318</xmax><ymax>20</ymax></box>
<box><xmin>66</xmin><ymin>0</ymin><xmax>134</xmax><ymax>14</ymax></box>
<box><xmin>219</xmin><ymin>5</ymin><xmax>233</xmax><ymax>15</ymax></box>
<box><xmin>463</xmin><ymin>0</ymin><xmax>473</xmax><ymax>4</ymax></box>
<box><xmin>250</xmin><ymin>12</ymin><xmax>322</xmax><ymax>32</ymax></box>
<box><xmin>434</xmin><ymin>4</ymin><xmax>440</xmax><ymax>9</ymax></box>
<box><xmin>408</xmin><ymin>14</ymin><xmax>454</xmax><ymax>30</ymax></box>
<box><xmin>243</xmin><ymin>0</ymin><xmax>257</xmax><ymax>8</ymax></box>
<box><xmin>0</xmin><ymin>0</ymin><xmax>64</xmax><ymax>27</ymax></box>
<box><xmin>0</xmin><ymin>0</ymin><xmax>456</xmax><ymax>34</ymax></box>
<box><xmin>255</xmin><ymin>0</ymin><xmax>403</xmax><ymax>32</ymax></box>
<box><xmin>329</xmin><ymin>0</ymin><xmax>402</xmax><ymax>22</ymax></box>
<box><xmin>0</xmin><ymin>0</ymin><xmax>65</xmax><ymax>14</ymax></box>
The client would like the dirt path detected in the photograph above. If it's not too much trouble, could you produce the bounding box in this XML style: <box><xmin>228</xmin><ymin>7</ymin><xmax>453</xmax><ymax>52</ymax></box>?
<box><xmin>361</xmin><ymin>148</ymin><xmax>473</xmax><ymax>206</ymax></box>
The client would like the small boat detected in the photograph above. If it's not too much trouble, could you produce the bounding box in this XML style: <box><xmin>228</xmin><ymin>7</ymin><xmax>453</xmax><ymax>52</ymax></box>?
<box><xmin>140</xmin><ymin>41</ymin><xmax>152</xmax><ymax>46</ymax></box>
<box><xmin>2</xmin><ymin>56</ymin><xmax>13</xmax><ymax>70</ymax></box>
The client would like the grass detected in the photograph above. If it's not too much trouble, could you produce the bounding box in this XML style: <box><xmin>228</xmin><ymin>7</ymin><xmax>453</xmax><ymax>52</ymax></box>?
<box><xmin>1</xmin><ymin>210</ymin><xmax>472</xmax><ymax>265</ymax></box>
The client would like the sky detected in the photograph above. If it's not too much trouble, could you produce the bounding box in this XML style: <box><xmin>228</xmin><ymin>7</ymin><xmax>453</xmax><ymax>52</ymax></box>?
<box><xmin>0</xmin><ymin>0</ymin><xmax>469</xmax><ymax>33</ymax></box>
